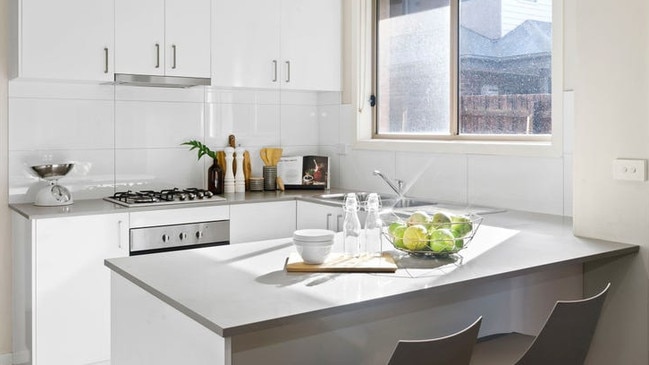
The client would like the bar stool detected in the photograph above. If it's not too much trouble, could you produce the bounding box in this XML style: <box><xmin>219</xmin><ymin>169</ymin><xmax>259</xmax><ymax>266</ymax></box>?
<box><xmin>470</xmin><ymin>283</ymin><xmax>611</xmax><ymax>365</ymax></box>
<box><xmin>387</xmin><ymin>316</ymin><xmax>483</xmax><ymax>365</ymax></box>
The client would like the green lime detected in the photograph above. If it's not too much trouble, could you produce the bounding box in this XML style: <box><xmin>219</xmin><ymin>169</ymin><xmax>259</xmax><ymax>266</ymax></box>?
<box><xmin>403</xmin><ymin>225</ymin><xmax>428</xmax><ymax>250</ymax></box>
<box><xmin>428</xmin><ymin>228</ymin><xmax>456</xmax><ymax>253</ymax></box>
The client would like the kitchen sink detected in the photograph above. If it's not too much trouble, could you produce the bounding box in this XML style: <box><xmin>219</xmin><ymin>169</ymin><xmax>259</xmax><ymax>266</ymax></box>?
<box><xmin>310</xmin><ymin>192</ymin><xmax>436</xmax><ymax>208</ymax></box>
<box><xmin>310</xmin><ymin>192</ymin><xmax>505</xmax><ymax>215</ymax></box>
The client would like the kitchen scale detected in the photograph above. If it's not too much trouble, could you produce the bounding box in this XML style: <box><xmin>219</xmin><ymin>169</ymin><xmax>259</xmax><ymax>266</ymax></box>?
<box><xmin>31</xmin><ymin>163</ymin><xmax>75</xmax><ymax>206</ymax></box>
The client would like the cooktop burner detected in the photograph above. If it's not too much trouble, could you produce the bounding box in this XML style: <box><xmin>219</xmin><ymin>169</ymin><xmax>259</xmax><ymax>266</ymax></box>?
<box><xmin>105</xmin><ymin>188</ymin><xmax>226</xmax><ymax>207</ymax></box>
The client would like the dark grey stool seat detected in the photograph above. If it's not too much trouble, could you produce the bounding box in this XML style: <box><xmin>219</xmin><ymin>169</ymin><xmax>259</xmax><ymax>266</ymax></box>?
<box><xmin>387</xmin><ymin>316</ymin><xmax>482</xmax><ymax>365</ymax></box>
<box><xmin>471</xmin><ymin>283</ymin><xmax>611</xmax><ymax>365</ymax></box>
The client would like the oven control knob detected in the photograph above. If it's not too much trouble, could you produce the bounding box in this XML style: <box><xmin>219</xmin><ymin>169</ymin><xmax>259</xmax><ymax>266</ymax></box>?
<box><xmin>161</xmin><ymin>234</ymin><xmax>170</xmax><ymax>243</ymax></box>
<box><xmin>196</xmin><ymin>231</ymin><xmax>204</xmax><ymax>239</ymax></box>
<box><xmin>179</xmin><ymin>232</ymin><xmax>188</xmax><ymax>240</ymax></box>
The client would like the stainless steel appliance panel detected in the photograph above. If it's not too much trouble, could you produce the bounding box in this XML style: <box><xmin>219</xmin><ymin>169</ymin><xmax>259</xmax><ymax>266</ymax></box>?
<box><xmin>130</xmin><ymin>220</ymin><xmax>229</xmax><ymax>254</ymax></box>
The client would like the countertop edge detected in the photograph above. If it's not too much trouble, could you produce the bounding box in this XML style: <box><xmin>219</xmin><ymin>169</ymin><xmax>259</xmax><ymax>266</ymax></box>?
<box><xmin>105</xmin><ymin>238</ymin><xmax>639</xmax><ymax>338</ymax></box>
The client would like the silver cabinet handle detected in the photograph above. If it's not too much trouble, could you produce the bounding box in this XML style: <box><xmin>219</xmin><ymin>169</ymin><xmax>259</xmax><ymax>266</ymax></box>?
<box><xmin>326</xmin><ymin>213</ymin><xmax>332</xmax><ymax>230</ymax></box>
<box><xmin>272</xmin><ymin>60</ymin><xmax>278</xmax><ymax>82</ymax></box>
<box><xmin>336</xmin><ymin>214</ymin><xmax>343</xmax><ymax>232</ymax></box>
<box><xmin>172</xmin><ymin>44</ymin><xmax>177</xmax><ymax>69</ymax></box>
<box><xmin>155</xmin><ymin>43</ymin><xmax>160</xmax><ymax>68</ymax></box>
<box><xmin>117</xmin><ymin>220</ymin><xmax>123</xmax><ymax>249</ymax></box>
<box><xmin>285</xmin><ymin>61</ymin><xmax>291</xmax><ymax>83</ymax></box>
<box><xmin>104</xmin><ymin>47</ymin><xmax>109</xmax><ymax>74</ymax></box>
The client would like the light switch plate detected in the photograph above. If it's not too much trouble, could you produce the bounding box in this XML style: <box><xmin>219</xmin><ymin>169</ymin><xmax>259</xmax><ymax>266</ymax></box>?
<box><xmin>612</xmin><ymin>159</ymin><xmax>647</xmax><ymax>181</ymax></box>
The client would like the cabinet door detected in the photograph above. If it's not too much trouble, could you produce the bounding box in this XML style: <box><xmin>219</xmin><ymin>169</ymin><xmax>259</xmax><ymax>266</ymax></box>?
<box><xmin>34</xmin><ymin>213</ymin><xmax>129</xmax><ymax>365</ymax></box>
<box><xmin>115</xmin><ymin>0</ymin><xmax>165</xmax><ymax>76</ymax></box>
<box><xmin>230</xmin><ymin>201</ymin><xmax>296</xmax><ymax>244</ymax></box>
<box><xmin>212</xmin><ymin>0</ymin><xmax>281</xmax><ymax>88</ymax></box>
<box><xmin>165</xmin><ymin>0</ymin><xmax>211</xmax><ymax>78</ymax></box>
<box><xmin>297</xmin><ymin>201</ymin><xmax>344</xmax><ymax>232</ymax></box>
<box><xmin>280</xmin><ymin>0</ymin><xmax>341</xmax><ymax>91</ymax></box>
<box><xmin>18</xmin><ymin>0</ymin><xmax>114</xmax><ymax>81</ymax></box>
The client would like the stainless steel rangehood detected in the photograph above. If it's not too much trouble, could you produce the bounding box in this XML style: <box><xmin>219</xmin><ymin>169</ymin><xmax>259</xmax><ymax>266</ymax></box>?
<box><xmin>113</xmin><ymin>74</ymin><xmax>211</xmax><ymax>88</ymax></box>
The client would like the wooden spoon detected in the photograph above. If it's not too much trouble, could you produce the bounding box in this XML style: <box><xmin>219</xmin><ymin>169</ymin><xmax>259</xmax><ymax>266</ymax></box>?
<box><xmin>259</xmin><ymin>148</ymin><xmax>269</xmax><ymax>166</ymax></box>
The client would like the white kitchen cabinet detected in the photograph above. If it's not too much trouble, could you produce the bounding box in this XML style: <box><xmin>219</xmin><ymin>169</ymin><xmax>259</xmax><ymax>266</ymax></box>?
<box><xmin>212</xmin><ymin>0</ymin><xmax>341</xmax><ymax>91</ymax></box>
<box><xmin>115</xmin><ymin>0</ymin><xmax>211</xmax><ymax>78</ymax></box>
<box><xmin>12</xmin><ymin>212</ymin><xmax>129</xmax><ymax>365</ymax></box>
<box><xmin>296</xmin><ymin>201</ymin><xmax>344</xmax><ymax>232</ymax></box>
<box><xmin>9</xmin><ymin>0</ymin><xmax>115</xmax><ymax>82</ymax></box>
<box><xmin>229</xmin><ymin>201</ymin><xmax>297</xmax><ymax>244</ymax></box>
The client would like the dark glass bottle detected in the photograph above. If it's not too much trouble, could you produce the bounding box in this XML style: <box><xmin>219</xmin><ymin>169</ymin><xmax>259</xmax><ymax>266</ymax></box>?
<box><xmin>208</xmin><ymin>158</ymin><xmax>224</xmax><ymax>194</ymax></box>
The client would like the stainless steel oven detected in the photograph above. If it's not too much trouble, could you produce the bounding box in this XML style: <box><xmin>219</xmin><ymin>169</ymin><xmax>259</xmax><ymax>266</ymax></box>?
<box><xmin>129</xmin><ymin>220</ymin><xmax>229</xmax><ymax>255</ymax></box>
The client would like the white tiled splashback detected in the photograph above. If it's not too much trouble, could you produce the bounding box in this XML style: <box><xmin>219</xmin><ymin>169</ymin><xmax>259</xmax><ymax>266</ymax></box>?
<box><xmin>7</xmin><ymin>81</ymin><xmax>327</xmax><ymax>203</ymax></box>
<box><xmin>7</xmin><ymin>80</ymin><xmax>573</xmax><ymax>216</ymax></box>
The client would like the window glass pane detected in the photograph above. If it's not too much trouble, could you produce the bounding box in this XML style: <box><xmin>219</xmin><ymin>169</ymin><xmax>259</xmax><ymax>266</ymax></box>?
<box><xmin>377</xmin><ymin>0</ymin><xmax>451</xmax><ymax>135</ymax></box>
<box><xmin>459</xmin><ymin>0</ymin><xmax>552</xmax><ymax>135</ymax></box>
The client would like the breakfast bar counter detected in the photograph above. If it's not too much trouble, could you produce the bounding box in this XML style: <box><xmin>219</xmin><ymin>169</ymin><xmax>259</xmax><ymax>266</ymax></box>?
<box><xmin>104</xmin><ymin>211</ymin><xmax>638</xmax><ymax>365</ymax></box>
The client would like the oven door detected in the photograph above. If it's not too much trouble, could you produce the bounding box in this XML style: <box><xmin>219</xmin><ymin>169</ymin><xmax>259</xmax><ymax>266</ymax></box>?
<box><xmin>130</xmin><ymin>220</ymin><xmax>230</xmax><ymax>255</ymax></box>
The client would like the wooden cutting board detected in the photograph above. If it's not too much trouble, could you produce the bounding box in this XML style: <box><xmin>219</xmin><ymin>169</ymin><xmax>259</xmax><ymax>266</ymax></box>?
<box><xmin>285</xmin><ymin>252</ymin><xmax>397</xmax><ymax>273</ymax></box>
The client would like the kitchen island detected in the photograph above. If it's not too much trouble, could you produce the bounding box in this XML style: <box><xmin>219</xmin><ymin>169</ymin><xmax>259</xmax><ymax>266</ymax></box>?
<box><xmin>105</xmin><ymin>211</ymin><xmax>638</xmax><ymax>365</ymax></box>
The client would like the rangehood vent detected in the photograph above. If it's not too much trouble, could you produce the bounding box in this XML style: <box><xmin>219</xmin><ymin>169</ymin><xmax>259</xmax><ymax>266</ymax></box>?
<box><xmin>113</xmin><ymin>74</ymin><xmax>211</xmax><ymax>88</ymax></box>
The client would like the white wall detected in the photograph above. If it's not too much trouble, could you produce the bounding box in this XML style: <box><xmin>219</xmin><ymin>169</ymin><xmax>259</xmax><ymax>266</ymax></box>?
<box><xmin>0</xmin><ymin>0</ymin><xmax>11</xmax><ymax>358</ymax></box>
<box><xmin>572</xmin><ymin>0</ymin><xmax>649</xmax><ymax>363</ymax></box>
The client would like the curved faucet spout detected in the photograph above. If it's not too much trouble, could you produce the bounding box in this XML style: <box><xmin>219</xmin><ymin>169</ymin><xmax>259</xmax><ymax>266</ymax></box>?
<box><xmin>373</xmin><ymin>170</ymin><xmax>404</xmax><ymax>197</ymax></box>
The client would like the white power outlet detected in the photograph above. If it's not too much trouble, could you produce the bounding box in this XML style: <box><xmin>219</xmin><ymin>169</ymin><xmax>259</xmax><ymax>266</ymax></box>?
<box><xmin>612</xmin><ymin>159</ymin><xmax>647</xmax><ymax>181</ymax></box>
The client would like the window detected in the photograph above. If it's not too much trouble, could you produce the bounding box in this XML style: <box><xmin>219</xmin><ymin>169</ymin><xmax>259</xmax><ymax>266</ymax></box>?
<box><xmin>374</xmin><ymin>0</ymin><xmax>553</xmax><ymax>139</ymax></box>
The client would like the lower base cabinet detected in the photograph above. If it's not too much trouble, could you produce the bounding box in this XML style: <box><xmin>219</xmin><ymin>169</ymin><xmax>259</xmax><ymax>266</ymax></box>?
<box><xmin>296</xmin><ymin>201</ymin><xmax>344</xmax><ymax>232</ymax></box>
<box><xmin>229</xmin><ymin>200</ymin><xmax>297</xmax><ymax>244</ymax></box>
<box><xmin>12</xmin><ymin>211</ymin><xmax>129</xmax><ymax>365</ymax></box>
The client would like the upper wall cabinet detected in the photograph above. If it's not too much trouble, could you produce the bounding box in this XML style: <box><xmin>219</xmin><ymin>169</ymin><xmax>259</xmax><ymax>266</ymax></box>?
<box><xmin>9</xmin><ymin>0</ymin><xmax>115</xmax><ymax>82</ymax></box>
<box><xmin>212</xmin><ymin>0</ymin><xmax>341</xmax><ymax>91</ymax></box>
<box><xmin>115</xmin><ymin>0</ymin><xmax>211</xmax><ymax>78</ymax></box>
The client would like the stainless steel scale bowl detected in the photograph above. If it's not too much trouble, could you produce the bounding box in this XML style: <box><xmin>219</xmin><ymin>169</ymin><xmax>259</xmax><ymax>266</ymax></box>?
<box><xmin>31</xmin><ymin>163</ymin><xmax>74</xmax><ymax>206</ymax></box>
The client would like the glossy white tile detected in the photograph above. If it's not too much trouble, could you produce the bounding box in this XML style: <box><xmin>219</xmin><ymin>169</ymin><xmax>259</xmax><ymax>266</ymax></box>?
<box><xmin>318</xmin><ymin>104</ymin><xmax>341</xmax><ymax>146</ymax></box>
<box><xmin>115</xmin><ymin>100</ymin><xmax>204</xmax><ymax>148</ymax></box>
<box><xmin>338</xmin><ymin>149</ymin><xmax>395</xmax><ymax>193</ymax></box>
<box><xmin>317</xmin><ymin>91</ymin><xmax>342</xmax><ymax>105</ymax></box>
<box><xmin>8</xmin><ymin>80</ymin><xmax>114</xmax><ymax>100</ymax></box>
<box><xmin>205</xmin><ymin>87</ymin><xmax>280</xmax><ymax>105</ymax></box>
<box><xmin>467</xmin><ymin>155</ymin><xmax>564</xmax><ymax>215</ymax></box>
<box><xmin>115</xmin><ymin>148</ymin><xmax>204</xmax><ymax>191</ymax></box>
<box><xmin>115</xmin><ymin>85</ymin><xmax>205</xmax><ymax>102</ymax></box>
<box><xmin>280</xmin><ymin>104</ymin><xmax>319</xmax><ymax>146</ymax></box>
<box><xmin>395</xmin><ymin>152</ymin><xmax>468</xmax><ymax>204</ymax></box>
<box><xmin>280</xmin><ymin>90</ymin><xmax>319</xmax><ymax>105</ymax></box>
<box><xmin>206</xmin><ymin>103</ymin><xmax>281</xmax><ymax>148</ymax></box>
<box><xmin>9</xmin><ymin>98</ymin><xmax>115</xmax><ymax>150</ymax></box>
<box><xmin>8</xmin><ymin>149</ymin><xmax>115</xmax><ymax>203</ymax></box>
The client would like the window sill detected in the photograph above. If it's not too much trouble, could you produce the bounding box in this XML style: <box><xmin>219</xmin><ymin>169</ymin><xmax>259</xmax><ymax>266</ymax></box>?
<box><xmin>353</xmin><ymin>138</ymin><xmax>563</xmax><ymax>157</ymax></box>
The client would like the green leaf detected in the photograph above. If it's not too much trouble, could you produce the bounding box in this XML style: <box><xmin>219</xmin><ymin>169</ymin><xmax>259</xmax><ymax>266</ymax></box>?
<box><xmin>181</xmin><ymin>140</ymin><xmax>216</xmax><ymax>160</ymax></box>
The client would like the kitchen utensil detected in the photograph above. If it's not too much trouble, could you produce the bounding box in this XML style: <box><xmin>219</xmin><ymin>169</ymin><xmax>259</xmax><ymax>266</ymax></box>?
<box><xmin>31</xmin><ymin>163</ymin><xmax>75</xmax><ymax>206</ymax></box>
<box><xmin>263</xmin><ymin>166</ymin><xmax>277</xmax><ymax>190</ymax></box>
<box><xmin>243</xmin><ymin>150</ymin><xmax>252</xmax><ymax>190</ymax></box>
<box><xmin>270</xmin><ymin>148</ymin><xmax>283</xmax><ymax>166</ymax></box>
<box><xmin>276</xmin><ymin>176</ymin><xmax>285</xmax><ymax>191</ymax></box>
<box><xmin>260</xmin><ymin>148</ymin><xmax>270</xmax><ymax>166</ymax></box>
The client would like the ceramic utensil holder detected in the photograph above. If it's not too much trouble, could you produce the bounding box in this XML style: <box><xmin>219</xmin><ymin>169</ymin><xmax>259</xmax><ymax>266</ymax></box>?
<box><xmin>263</xmin><ymin>166</ymin><xmax>277</xmax><ymax>191</ymax></box>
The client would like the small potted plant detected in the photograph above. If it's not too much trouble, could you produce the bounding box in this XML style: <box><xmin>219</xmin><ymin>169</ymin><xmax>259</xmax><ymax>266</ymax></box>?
<box><xmin>182</xmin><ymin>140</ymin><xmax>223</xmax><ymax>194</ymax></box>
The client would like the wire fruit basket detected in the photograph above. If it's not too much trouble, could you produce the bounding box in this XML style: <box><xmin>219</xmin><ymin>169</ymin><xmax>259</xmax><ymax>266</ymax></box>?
<box><xmin>383</xmin><ymin>211</ymin><xmax>483</xmax><ymax>257</ymax></box>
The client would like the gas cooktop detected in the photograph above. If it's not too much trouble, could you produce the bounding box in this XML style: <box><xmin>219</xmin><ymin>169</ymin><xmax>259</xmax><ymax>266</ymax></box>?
<box><xmin>105</xmin><ymin>188</ymin><xmax>226</xmax><ymax>207</ymax></box>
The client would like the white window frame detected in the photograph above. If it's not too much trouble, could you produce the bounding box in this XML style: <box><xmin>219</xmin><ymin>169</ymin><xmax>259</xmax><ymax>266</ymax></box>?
<box><xmin>348</xmin><ymin>0</ymin><xmax>564</xmax><ymax>157</ymax></box>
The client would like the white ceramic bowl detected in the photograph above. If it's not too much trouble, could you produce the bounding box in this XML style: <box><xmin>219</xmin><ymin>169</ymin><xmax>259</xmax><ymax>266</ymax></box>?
<box><xmin>293</xmin><ymin>229</ymin><xmax>335</xmax><ymax>264</ymax></box>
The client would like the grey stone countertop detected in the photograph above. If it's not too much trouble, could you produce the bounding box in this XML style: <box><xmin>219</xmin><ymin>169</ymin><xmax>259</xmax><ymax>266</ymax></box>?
<box><xmin>8</xmin><ymin>189</ymin><xmax>347</xmax><ymax>219</ymax></box>
<box><xmin>104</xmin><ymin>209</ymin><xmax>638</xmax><ymax>338</ymax></box>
